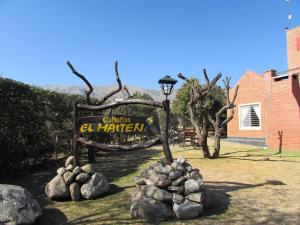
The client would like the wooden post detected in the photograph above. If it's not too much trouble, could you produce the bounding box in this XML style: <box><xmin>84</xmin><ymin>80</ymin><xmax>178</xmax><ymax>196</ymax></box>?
<box><xmin>73</xmin><ymin>101</ymin><xmax>79</xmax><ymax>166</ymax></box>
<box><xmin>162</xmin><ymin>99</ymin><xmax>173</xmax><ymax>164</ymax></box>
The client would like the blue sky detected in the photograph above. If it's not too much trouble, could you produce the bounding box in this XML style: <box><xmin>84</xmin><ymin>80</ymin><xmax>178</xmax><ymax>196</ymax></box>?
<box><xmin>0</xmin><ymin>0</ymin><xmax>299</xmax><ymax>89</ymax></box>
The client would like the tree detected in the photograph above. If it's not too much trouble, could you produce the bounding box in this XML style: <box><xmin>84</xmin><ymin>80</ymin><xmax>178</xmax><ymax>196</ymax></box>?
<box><xmin>208</xmin><ymin>77</ymin><xmax>239</xmax><ymax>158</ymax></box>
<box><xmin>176</xmin><ymin>70</ymin><xmax>222</xmax><ymax>158</ymax></box>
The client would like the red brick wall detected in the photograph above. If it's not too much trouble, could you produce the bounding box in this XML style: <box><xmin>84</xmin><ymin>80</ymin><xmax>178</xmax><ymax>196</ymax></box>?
<box><xmin>265</xmin><ymin>73</ymin><xmax>300</xmax><ymax>150</ymax></box>
<box><xmin>227</xmin><ymin>71</ymin><xmax>265</xmax><ymax>138</ymax></box>
<box><xmin>287</xmin><ymin>26</ymin><xmax>300</xmax><ymax>70</ymax></box>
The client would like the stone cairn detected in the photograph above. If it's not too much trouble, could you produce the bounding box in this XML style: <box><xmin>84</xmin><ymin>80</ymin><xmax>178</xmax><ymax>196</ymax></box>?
<box><xmin>45</xmin><ymin>156</ymin><xmax>109</xmax><ymax>201</ymax></box>
<box><xmin>130</xmin><ymin>157</ymin><xmax>212</xmax><ymax>222</ymax></box>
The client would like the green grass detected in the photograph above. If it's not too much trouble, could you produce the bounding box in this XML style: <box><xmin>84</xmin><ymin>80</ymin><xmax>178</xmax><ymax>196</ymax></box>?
<box><xmin>12</xmin><ymin>141</ymin><xmax>300</xmax><ymax>225</ymax></box>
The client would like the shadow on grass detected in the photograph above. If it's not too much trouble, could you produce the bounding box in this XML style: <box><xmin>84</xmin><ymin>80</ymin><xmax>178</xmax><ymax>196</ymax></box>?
<box><xmin>204</xmin><ymin>180</ymin><xmax>286</xmax><ymax>194</ymax></box>
<box><xmin>35</xmin><ymin>208</ymin><xmax>68</xmax><ymax>225</ymax></box>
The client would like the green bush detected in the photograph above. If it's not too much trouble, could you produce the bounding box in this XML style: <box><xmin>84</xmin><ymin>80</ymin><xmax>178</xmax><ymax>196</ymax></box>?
<box><xmin>0</xmin><ymin>78</ymin><xmax>82</xmax><ymax>179</ymax></box>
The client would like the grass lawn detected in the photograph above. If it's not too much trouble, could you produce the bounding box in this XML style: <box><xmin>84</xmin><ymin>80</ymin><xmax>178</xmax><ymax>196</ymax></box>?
<box><xmin>11</xmin><ymin>140</ymin><xmax>300</xmax><ymax>225</ymax></box>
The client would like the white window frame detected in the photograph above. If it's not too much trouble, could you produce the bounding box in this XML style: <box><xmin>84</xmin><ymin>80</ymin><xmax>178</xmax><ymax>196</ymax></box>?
<box><xmin>239</xmin><ymin>102</ymin><xmax>261</xmax><ymax>130</ymax></box>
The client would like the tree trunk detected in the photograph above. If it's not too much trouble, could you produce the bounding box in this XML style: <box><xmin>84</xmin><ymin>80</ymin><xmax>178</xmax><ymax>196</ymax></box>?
<box><xmin>198</xmin><ymin>113</ymin><xmax>210</xmax><ymax>158</ymax></box>
<box><xmin>212</xmin><ymin>129</ymin><xmax>222</xmax><ymax>159</ymax></box>
<box><xmin>188</xmin><ymin>103</ymin><xmax>211</xmax><ymax>157</ymax></box>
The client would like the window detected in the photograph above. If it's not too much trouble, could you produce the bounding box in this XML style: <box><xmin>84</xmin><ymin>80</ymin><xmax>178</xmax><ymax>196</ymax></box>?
<box><xmin>239</xmin><ymin>103</ymin><xmax>261</xmax><ymax>130</ymax></box>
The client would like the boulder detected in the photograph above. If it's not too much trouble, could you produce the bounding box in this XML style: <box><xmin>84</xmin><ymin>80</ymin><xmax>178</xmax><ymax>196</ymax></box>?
<box><xmin>165</xmin><ymin>165</ymin><xmax>173</xmax><ymax>173</ymax></box>
<box><xmin>172</xmin><ymin>176</ymin><xmax>185</xmax><ymax>186</ymax></box>
<box><xmin>81</xmin><ymin>172</ymin><xmax>109</xmax><ymax>199</ymax></box>
<box><xmin>66</xmin><ymin>164</ymin><xmax>73</xmax><ymax>171</ymax></box>
<box><xmin>190</xmin><ymin>169</ymin><xmax>202</xmax><ymax>180</ymax></box>
<box><xmin>169</xmin><ymin>171</ymin><xmax>182</xmax><ymax>180</ymax></box>
<box><xmin>131</xmin><ymin>187</ymin><xmax>144</xmax><ymax>203</ymax></box>
<box><xmin>168</xmin><ymin>185</ymin><xmax>184</xmax><ymax>194</ymax></box>
<box><xmin>173</xmin><ymin>199</ymin><xmax>203</xmax><ymax>219</ymax></box>
<box><xmin>184</xmin><ymin>179</ymin><xmax>202</xmax><ymax>195</ymax></box>
<box><xmin>183</xmin><ymin>162</ymin><xmax>193</xmax><ymax>172</ymax></box>
<box><xmin>81</xmin><ymin>164</ymin><xmax>97</xmax><ymax>174</ymax></box>
<box><xmin>0</xmin><ymin>184</ymin><xmax>42</xmax><ymax>225</ymax></box>
<box><xmin>153</xmin><ymin>165</ymin><xmax>169</xmax><ymax>175</ymax></box>
<box><xmin>183</xmin><ymin>171</ymin><xmax>191</xmax><ymax>180</ymax></box>
<box><xmin>69</xmin><ymin>183</ymin><xmax>81</xmax><ymax>202</ymax></box>
<box><xmin>202</xmin><ymin>188</ymin><xmax>212</xmax><ymax>210</ymax></box>
<box><xmin>75</xmin><ymin>173</ymin><xmax>90</xmax><ymax>183</ymax></box>
<box><xmin>63</xmin><ymin>171</ymin><xmax>74</xmax><ymax>185</ymax></box>
<box><xmin>172</xmin><ymin>193</ymin><xmax>184</xmax><ymax>204</ymax></box>
<box><xmin>150</xmin><ymin>173</ymin><xmax>171</xmax><ymax>188</ymax></box>
<box><xmin>144</xmin><ymin>179</ymin><xmax>155</xmax><ymax>186</ymax></box>
<box><xmin>57</xmin><ymin>167</ymin><xmax>66</xmax><ymax>176</ymax></box>
<box><xmin>45</xmin><ymin>175</ymin><xmax>70</xmax><ymax>200</ymax></box>
<box><xmin>186</xmin><ymin>192</ymin><xmax>204</xmax><ymax>203</ymax></box>
<box><xmin>171</xmin><ymin>162</ymin><xmax>186</xmax><ymax>173</ymax></box>
<box><xmin>141</xmin><ymin>185</ymin><xmax>172</xmax><ymax>202</ymax></box>
<box><xmin>130</xmin><ymin>196</ymin><xmax>173</xmax><ymax>222</ymax></box>
<box><xmin>140</xmin><ymin>168</ymin><xmax>156</xmax><ymax>179</ymax></box>
<box><xmin>176</xmin><ymin>157</ymin><xmax>186</xmax><ymax>164</ymax></box>
<box><xmin>133</xmin><ymin>176</ymin><xmax>146</xmax><ymax>185</ymax></box>
<box><xmin>73</xmin><ymin>166</ymin><xmax>81</xmax><ymax>176</ymax></box>
<box><xmin>65</xmin><ymin>156</ymin><xmax>74</xmax><ymax>167</ymax></box>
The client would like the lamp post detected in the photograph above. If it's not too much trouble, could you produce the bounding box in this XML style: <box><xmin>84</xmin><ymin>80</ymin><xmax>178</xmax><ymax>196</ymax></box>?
<box><xmin>158</xmin><ymin>75</ymin><xmax>177</xmax><ymax>164</ymax></box>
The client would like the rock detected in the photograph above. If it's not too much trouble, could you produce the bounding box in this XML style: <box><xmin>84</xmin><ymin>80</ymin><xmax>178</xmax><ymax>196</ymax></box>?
<box><xmin>165</xmin><ymin>165</ymin><xmax>173</xmax><ymax>173</ymax></box>
<box><xmin>168</xmin><ymin>185</ymin><xmax>184</xmax><ymax>194</ymax></box>
<box><xmin>81</xmin><ymin>164</ymin><xmax>97</xmax><ymax>174</ymax></box>
<box><xmin>65</xmin><ymin>156</ymin><xmax>74</xmax><ymax>167</ymax></box>
<box><xmin>202</xmin><ymin>188</ymin><xmax>212</xmax><ymax>210</ymax></box>
<box><xmin>133</xmin><ymin>176</ymin><xmax>146</xmax><ymax>185</ymax></box>
<box><xmin>81</xmin><ymin>172</ymin><xmax>109</xmax><ymax>199</ymax></box>
<box><xmin>184</xmin><ymin>179</ymin><xmax>203</xmax><ymax>195</ymax></box>
<box><xmin>176</xmin><ymin>157</ymin><xmax>186</xmax><ymax>164</ymax></box>
<box><xmin>190</xmin><ymin>169</ymin><xmax>202</xmax><ymax>180</ymax></box>
<box><xmin>183</xmin><ymin>172</ymin><xmax>191</xmax><ymax>180</ymax></box>
<box><xmin>73</xmin><ymin>166</ymin><xmax>81</xmax><ymax>176</ymax></box>
<box><xmin>150</xmin><ymin>162</ymin><xmax>163</xmax><ymax>169</ymax></box>
<box><xmin>130</xmin><ymin>196</ymin><xmax>173</xmax><ymax>222</ymax></box>
<box><xmin>171</xmin><ymin>162</ymin><xmax>186</xmax><ymax>173</ymax></box>
<box><xmin>0</xmin><ymin>184</ymin><xmax>42</xmax><ymax>225</ymax></box>
<box><xmin>150</xmin><ymin>173</ymin><xmax>171</xmax><ymax>188</ymax></box>
<box><xmin>45</xmin><ymin>175</ymin><xmax>70</xmax><ymax>200</ymax></box>
<box><xmin>57</xmin><ymin>167</ymin><xmax>66</xmax><ymax>176</ymax></box>
<box><xmin>63</xmin><ymin>171</ymin><xmax>74</xmax><ymax>185</ymax></box>
<box><xmin>141</xmin><ymin>185</ymin><xmax>172</xmax><ymax>202</ymax></box>
<box><xmin>141</xmin><ymin>169</ymin><xmax>156</xmax><ymax>179</ymax></box>
<box><xmin>173</xmin><ymin>199</ymin><xmax>203</xmax><ymax>219</ymax></box>
<box><xmin>172</xmin><ymin>176</ymin><xmax>185</xmax><ymax>186</ymax></box>
<box><xmin>75</xmin><ymin>173</ymin><xmax>90</xmax><ymax>183</ymax></box>
<box><xmin>172</xmin><ymin>193</ymin><xmax>184</xmax><ymax>204</ymax></box>
<box><xmin>144</xmin><ymin>179</ymin><xmax>155</xmax><ymax>186</ymax></box>
<box><xmin>153</xmin><ymin>165</ymin><xmax>169</xmax><ymax>175</ymax></box>
<box><xmin>186</xmin><ymin>192</ymin><xmax>204</xmax><ymax>203</ymax></box>
<box><xmin>184</xmin><ymin>162</ymin><xmax>193</xmax><ymax>172</ymax></box>
<box><xmin>69</xmin><ymin>183</ymin><xmax>81</xmax><ymax>201</ymax></box>
<box><xmin>66</xmin><ymin>164</ymin><xmax>73</xmax><ymax>171</ymax></box>
<box><xmin>131</xmin><ymin>187</ymin><xmax>144</xmax><ymax>203</ymax></box>
<box><xmin>169</xmin><ymin>171</ymin><xmax>182</xmax><ymax>180</ymax></box>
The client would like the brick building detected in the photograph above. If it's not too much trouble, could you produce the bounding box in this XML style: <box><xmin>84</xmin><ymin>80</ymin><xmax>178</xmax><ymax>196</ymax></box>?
<box><xmin>227</xmin><ymin>25</ymin><xmax>300</xmax><ymax>150</ymax></box>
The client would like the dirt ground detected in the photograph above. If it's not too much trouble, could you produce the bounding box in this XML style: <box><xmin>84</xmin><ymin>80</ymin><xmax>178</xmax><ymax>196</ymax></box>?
<box><xmin>10</xmin><ymin>140</ymin><xmax>300</xmax><ymax>225</ymax></box>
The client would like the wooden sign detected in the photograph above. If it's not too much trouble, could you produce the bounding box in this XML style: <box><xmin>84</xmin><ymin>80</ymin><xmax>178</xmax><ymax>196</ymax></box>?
<box><xmin>78</xmin><ymin>115</ymin><xmax>153</xmax><ymax>134</ymax></box>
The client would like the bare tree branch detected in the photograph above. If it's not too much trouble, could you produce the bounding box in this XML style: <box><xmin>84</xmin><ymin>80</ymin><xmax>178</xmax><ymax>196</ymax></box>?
<box><xmin>97</xmin><ymin>61</ymin><xmax>123</xmax><ymax>105</ymax></box>
<box><xmin>67</xmin><ymin>61</ymin><xmax>94</xmax><ymax>104</ymax></box>
<box><xmin>123</xmin><ymin>85</ymin><xmax>138</xmax><ymax>99</ymax></box>
<box><xmin>77</xmin><ymin>98</ymin><xmax>163</xmax><ymax>111</ymax></box>
<box><xmin>77</xmin><ymin>137</ymin><xmax>162</xmax><ymax>151</ymax></box>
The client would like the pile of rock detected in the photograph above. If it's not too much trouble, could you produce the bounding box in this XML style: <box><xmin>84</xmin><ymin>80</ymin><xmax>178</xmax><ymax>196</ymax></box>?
<box><xmin>45</xmin><ymin>156</ymin><xmax>109</xmax><ymax>201</ymax></box>
<box><xmin>130</xmin><ymin>157</ymin><xmax>211</xmax><ymax>222</ymax></box>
